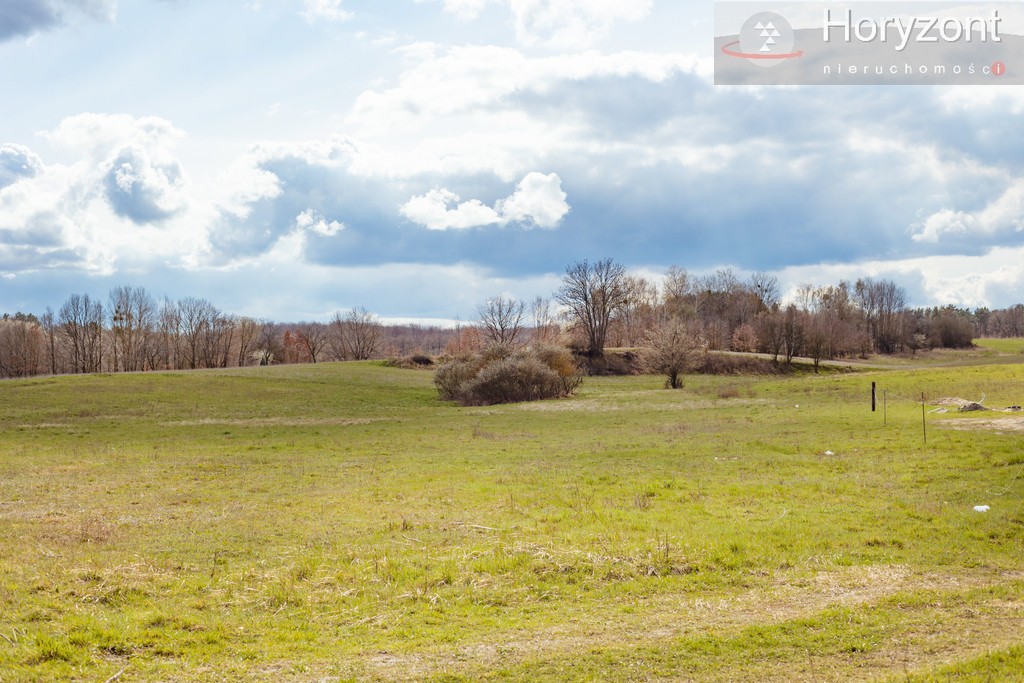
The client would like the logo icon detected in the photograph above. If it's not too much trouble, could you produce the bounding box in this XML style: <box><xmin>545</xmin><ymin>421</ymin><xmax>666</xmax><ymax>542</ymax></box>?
<box><xmin>722</xmin><ymin>12</ymin><xmax>802</xmax><ymax>67</ymax></box>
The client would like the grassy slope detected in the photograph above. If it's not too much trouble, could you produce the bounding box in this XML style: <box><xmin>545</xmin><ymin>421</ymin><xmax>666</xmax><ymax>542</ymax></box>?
<box><xmin>0</xmin><ymin>360</ymin><xmax>1023</xmax><ymax>680</ymax></box>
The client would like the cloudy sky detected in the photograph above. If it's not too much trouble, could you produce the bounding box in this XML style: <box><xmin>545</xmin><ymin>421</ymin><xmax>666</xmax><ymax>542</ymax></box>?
<box><xmin>2</xmin><ymin>0</ymin><xmax>1024</xmax><ymax>323</ymax></box>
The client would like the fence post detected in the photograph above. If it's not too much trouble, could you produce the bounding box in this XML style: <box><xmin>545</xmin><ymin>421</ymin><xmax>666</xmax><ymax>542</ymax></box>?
<box><xmin>872</xmin><ymin>382</ymin><xmax>876</xmax><ymax>412</ymax></box>
<box><xmin>921</xmin><ymin>392</ymin><xmax>927</xmax><ymax>444</ymax></box>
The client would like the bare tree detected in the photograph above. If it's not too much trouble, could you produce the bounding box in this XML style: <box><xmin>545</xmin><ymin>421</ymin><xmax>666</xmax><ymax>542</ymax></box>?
<box><xmin>855</xmin><ymin>278</ymin><xmax>908</xmax><ymax>353</ymax></box>
<box><xmin>642</xmin><ymin>319</ymin><xmax>706</xmax><ymax>389</ymax></box>
<box><xmin>0</xmin><ymin>319</ymin><xmax>44</xmax><ymax>378</ymax></box>
<box><xmin>178</xmin><ymin>297</ymin><xmax>218</xmax><ymax>369</ymax></box>
<box><xmin>108</xmin><ymin>285</ymin><xmax>157</xmax><ymax>372</ymax></box>
<box><xmin>40</xmin><ymin>308</ymin><xmax>60</xmax><ymax>375</ymax></box>
<box><xmin>781</xmin><ymin>304</ymin><xmax>804</xmax><ymax>363</ymax></box>
<box><xmin>58</xmin><ymin>293</ymin><xmax>103</xmax><ymax>373</ymax></box>
<box><xmin>749</xmin><ymin>271</ymin><xmax>780</xmax><ymax>311</ymax></box>
<box><xmin>200</xmin><ymin>314</ymin><xmax>235</xmax><ymax>368</ymax></box>
<box><xmin>477</xmin><ymin>295</ymin><xmax>526</xmax><ymax>346</ymax></box>
<box><xmin>555</xmin><ymin>258</ymin><xmax>628</xmax><ymax>359</ymax></box>
<box><xmin>256</xmin><ymin>321</ymin><xmax>283</xmax><ymax>365</ymax></box>
<box><xmin>156</xmin><ymin>298</ymin><xmax>182</xmax><ymax>370</ymax></box>
<box><xmin>755</xmin><ymin>309</ymin><xmax>785</xmax><ymax>361</ymax></box>
<box><xmin>615</xmin><ymin>275</ymin><xmax>658</xmax><ymax>347</ymax></box>
<box><xmin>332</xmin><ymin>307</ymin><xmax>383</xmax><ymax>360</ymax></box>
<box><xmin>294</xmin><ymin>322</ymin><xmax>330</xmax><ymax>363</ymax></box>
<box><xmin>530</xmin><ymin>296</ymin><xmax>558</xmax><ymax>344</ymax></box>
<box><xmin>235</xmin><ymin>317</ymin><xmax>260</xmax><ymax>367</ymax></box>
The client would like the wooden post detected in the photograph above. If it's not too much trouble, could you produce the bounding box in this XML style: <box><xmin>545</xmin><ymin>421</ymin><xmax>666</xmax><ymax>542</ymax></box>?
<box><xmin>921</xmin><ymin>392</ymin><xmax>927</xmax><ymax>444</ymax></box>
<box><xmin>872</xmin><ymin>382</ymin><xmax>876</xmax><ymax>412</ymax></box>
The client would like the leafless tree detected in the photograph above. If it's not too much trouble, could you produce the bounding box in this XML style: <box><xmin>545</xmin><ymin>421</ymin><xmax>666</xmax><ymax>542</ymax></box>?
<box><xmin>0</xmin><ymin>319</ymin><xmax>44</xmax><ymax>378</ymax></box>
<box><xmin>530</xmin><ymin>296</ymin><xmax>558</xmax><ymax>344</ymax></box>
<box><xmin>755</xmin><ymin>309</ymin><xmax>786</xmax><ymax>361</ymax></box>
<box><xmin>200</xmin><ymin>314</ymin><xmax>235</xmax><ymax>368</ymax></box>
<box><xmin>332</xmin><ymin>307</ymin><xmax>383</xmax><ymax>361</ymax></box>
<box><xmin>855</xmin><ymin>278</ymin><xmax>908</xmax><ymax>353</ymax></box>
<box><xmin>294</xmin><ymin>322</ymin><xmax>330</xmax><ymax>363</ymax></box>
<box><xmin>555</xmin><ymin>258</ymin><xmax>628</xmax><ymax>359</ymax></box>
<box><xmin>178</xmin><ymin>297</ymin><xmax>218</xmax><ymax>369</ymax></box>
<box><xmin>781</xmin><ymin>304</ymin><xmax>804</xmax><ymax>363</ymax></box>
<box><xmin>642</xmin><ymin>319</ymin><xmax>705</xmax><ymax>389</ymax></box>
<box><xmin>157</xmin><ymin>298</ymin><xmax>182</xmax><ymax>369</ymax></box>
<box><xmin>662</xmin><ymin>265</ymin><xmax>694</xmax><ymax>318</ymax></box>
<box><xmin>616</xmin><ymin>275</ymin><xmax>658</xmax><ymax>347</ymax></box>
<box><xmin>108</xmin><ymin>285</ymin><xmax>157</xmax><ymax>372</ymax></box>
<box><xmin>256</xmin><ymin>321</ymin><xmax>283</xmax><ymax>365</ymax></box>
<box><xmin>40</xmin><ymin>308</ymin><xmax>60</xmax><ymax>375</ymax></box>
<box><xmin>235</xmin><ymin>317</ymin><xmax>260</xmax><ymax>367</ymax></box>
<box><xmin>749</xmin><ymin>271</ymin><xmax>780</xmax><ymax>311</ymax></box>
<box><xmin>58</xmin><ymin>293</ymin><xmax>103</xmax><ymax>373</ymax></box>
<box><xmin>477</xmin><ymin>295</ymin><xmax>526</xmax><ymax>346</ymax></box>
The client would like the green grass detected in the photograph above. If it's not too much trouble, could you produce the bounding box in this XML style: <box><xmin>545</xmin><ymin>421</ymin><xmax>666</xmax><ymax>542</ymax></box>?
<box><xmin>975</xmin><ymin>337</ymin><xmax>1024</xmax><ymax>355</ymax></box>
<box><xmin>1</xmin><ymin>360</ymin><xmax>1023</xmax><ymax>680</ymax></box>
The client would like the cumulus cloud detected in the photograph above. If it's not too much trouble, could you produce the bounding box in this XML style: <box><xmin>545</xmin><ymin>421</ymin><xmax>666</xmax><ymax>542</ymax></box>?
<box><xmin>495</xmin><ymin>172</ymin><xmax>569</xmax><ymax>228</ymax></box>
<box><xmin>400</xmin><ymin>189</ymin><xmax>503</xmax><ymax>231</ymax></box>
<box><xmin>348</xmin><ymin>45</ymin><xmax>702</xmax><ymax>179</ymax></box>
<box><xmin>0</xmin><ymin>114</ymin><xmax>208</xmax><ymax>276</ymax></box>
<box><xmin>296</xmin><ymin>209</ymin><xmax>345</xmax><ymax>236</ymax></box>
<box><xmin>0</xmin><ymin>0</ymin><xmax>114</xmax><ymax>42</ymax></box>
<box><xmin>45</xmin><ymin>114</ymin><xmax>189</xmax><ymax>225</ymax></box>
<box><xmin>0</xmin><ymin>144</ymin><xmax>43</xmax><ymax>189</ymax></box>
<box><xmin>401</xmin><ymin>172</ymin><xmax>568</xmax><ymax>230</ymax></box>
<box><xmin>301</xmin><ymin>0</ymin><xmax>351</xmax><ymax>23</ymax></box>
<box><xmin>103</xmin><ymin>148</ymin><xmax>185</xmax><ymax>223</ymax></box>
<box><xmin>913</xmin><ymin>179</ymin><xmax>1024</xmax><ymax>243</ymax></box>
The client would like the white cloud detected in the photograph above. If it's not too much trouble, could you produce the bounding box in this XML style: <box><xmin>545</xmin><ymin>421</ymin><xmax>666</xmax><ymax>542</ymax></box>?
<box><xmin>301</xmin><ymin>0</ymin><xmax>351</xmax><ymax>23</ymax></box>
<box><xmin>400</xmin><ymin>188</ymin><xmax>503</xmax><ymax>231</ymax></box>
<box><xmin>0</xmin><ymin>114</ymin><xmax>210</xmax><ymax>275</ymax></box>
<box><xmin>0</xmin><ymin>143</ymin><xmax>43</xmax><ymax>189</ymax></box>
<box><xmin>296</xmin><ymin>208</ymin><xmax>345</xmax><ymax>236</ymax></box>
<box><xmin>495</xmin><ymin>171</ymin><xmax>569</xmax><ymax>228</ymax></box>
<box><xmin>348</xmin><ymin>45</ymin><xmax>701</xmax><ymax>179</ymax></box>
<box><xmin>415</xmin><ymin>0</ymin><xmax>496</xmax><ymax>21</ymax></box>
<box><xmin>913</xmin><ymin>178</ymin><xmax>1024</xmax><ymax>243</ymax></box>
<box><xmin>778</xmin><ymin>247</ymin><xmax>1024</xmax><ymax>309</ymax></box>
<box><xmin>401</xmin><ymin>172</ymin><xmax>569</xmax><ymax>230</ymax></box>
<box><xmin>509</xmin><ymin>0</ymin><xmax>652</xmax><ymax>48</ymax></box>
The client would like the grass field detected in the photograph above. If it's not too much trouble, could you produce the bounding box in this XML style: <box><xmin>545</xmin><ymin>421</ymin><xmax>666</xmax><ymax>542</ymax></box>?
<box><xmin>1</xmin><ymin>354</ymin><xmax>1024</xmax><ymax>681</ymax></box>
<box><xmin>976</xmin><ymin>338</ymin><xmax>1024</xmax><ymax>356</ymax></box>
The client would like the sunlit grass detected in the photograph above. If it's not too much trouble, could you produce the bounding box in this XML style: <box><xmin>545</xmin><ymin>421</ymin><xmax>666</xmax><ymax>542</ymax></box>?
<box><xmin>1</xmin><ymin>359</ymin><xmax>1023</xmax><ymax>679</ymax></box>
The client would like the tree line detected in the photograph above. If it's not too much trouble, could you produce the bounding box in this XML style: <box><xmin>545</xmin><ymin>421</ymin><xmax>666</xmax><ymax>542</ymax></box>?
<box><xmin>0</xmin><ymin>287</ymin><xmax>405</xmax><ymax>379</ymax></box>
<box><xmin>2</xmin><ymin>265</ymin><xmax>1023</xmax><ymax>379</ymax></box>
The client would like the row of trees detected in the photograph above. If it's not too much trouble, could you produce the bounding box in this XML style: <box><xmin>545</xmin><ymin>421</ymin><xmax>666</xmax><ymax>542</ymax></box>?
<box><xmin>479</xmin><ymin>260</ymin><xmax>1020</xmax><ymax>368</ymax></box>
<box><xmin>3</xmin><ymin>264</ymin><xmax>1023</xmax><ymax>379</ymax></box>
<box><xmin>0</xmin><ymin>287</ymin><xmax>394</xmax><ymax>379</ymax></box>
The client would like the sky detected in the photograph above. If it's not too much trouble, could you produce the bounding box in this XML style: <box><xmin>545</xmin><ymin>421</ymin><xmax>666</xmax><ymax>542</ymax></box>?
<box><xmin>2</xmin><ymin>0</ymin><xmax>1024</xmax><ymax>324</ymax></box>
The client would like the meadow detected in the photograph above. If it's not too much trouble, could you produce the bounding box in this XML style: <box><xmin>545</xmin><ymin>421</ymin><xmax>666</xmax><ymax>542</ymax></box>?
<box><xmin>1</xmin><ymin>347</ymin><xmax>1023</xmax><ymax>681</ymax></box>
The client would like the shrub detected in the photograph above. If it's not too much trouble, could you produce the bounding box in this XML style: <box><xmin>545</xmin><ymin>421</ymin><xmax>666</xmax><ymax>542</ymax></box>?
<box><xmin>382</xmin><ymin>353</ymin><xmax>437</xmax><ymax>369</ymax></box>
<box><xmin>434</xmin><ymin>343</ymin><xmax>583</xmax><ymax>406</ymax></box>
<box><xmin>642</xmin><ymin>320</ymin><xmax>706</xmax><ymax>389</ymax></box>
<box><xmin>928</xmin><ymin>315</ymin><xmax>974</xmax><ymax>349</ymax></box>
